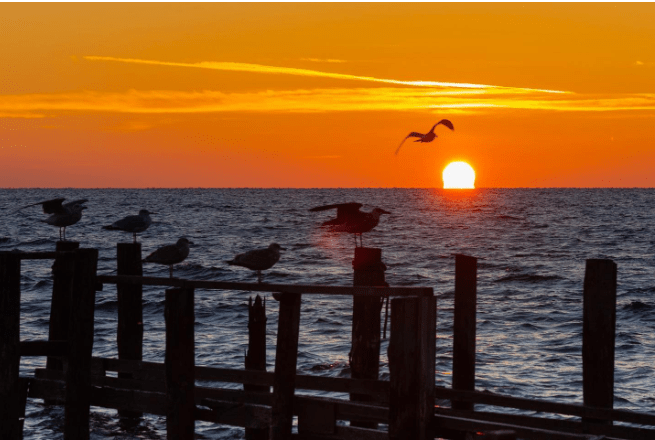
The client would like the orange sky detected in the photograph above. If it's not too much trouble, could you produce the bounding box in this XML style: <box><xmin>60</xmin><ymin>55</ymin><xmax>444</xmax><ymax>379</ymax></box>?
<box><xmin>1</xmin><ymin>3</ymin><xmax>654</xmax><ymax>188</ymax></box>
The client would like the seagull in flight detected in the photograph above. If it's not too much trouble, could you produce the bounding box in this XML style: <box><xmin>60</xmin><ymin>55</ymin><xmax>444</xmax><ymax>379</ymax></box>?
<box><xmin>395</xmin><ymin>119</ymin><xmax>454</xmax><ymax>155</ymax></box>
<box><xmin>103</xmin><ymin>209</ymin><xmax>155</xmax><ymax>243</ymax></box>
<box><xmin>226</xmin><ymin>243</ymin><xmax>285</xmax><ymax>283</ymax></box>
<box><xmin>19</xmin><ymin>198</ymin><xmax>88</xmax><ymax>241</ymax></box>
<box><xmin>309</xmin><ymin>202</ymin><xmax>390</xmax><ymax>247</ymax></box>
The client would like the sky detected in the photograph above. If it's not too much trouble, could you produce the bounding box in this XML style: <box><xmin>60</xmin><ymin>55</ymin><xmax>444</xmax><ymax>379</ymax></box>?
<box><xmin>1</xmin><ymin>2</ymin><xmax>654</xmax><ymax>188</ymax></box>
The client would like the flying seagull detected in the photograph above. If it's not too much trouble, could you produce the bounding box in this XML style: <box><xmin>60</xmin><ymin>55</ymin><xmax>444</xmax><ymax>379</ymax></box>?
<box><xmin>19</xmin><ymin>198</ymin><xmax>88</xmax><ymax>241</ymax></box>
<box><xmin>395</xmin><ymin>119</ymin><xmax>454</xmax><ymax>155</ymax></box>
<box><xmin>102</xmin><ymin>209</ymin><xmax>155</xmax><ymax>243</ymax></box>
<box><xmin>143</xmin><ymin>237</ymin><xmax>192</xmax><ymax>278</ymax></box>
<box><xmin>226</xmin><ymin>243</ymin><xmax>285</xmax><ymax>283</ymax></box>
<box><xmin>309</xmin><ymin>202</ymin><xmax>390</xmax><ymax>247</ymax></box>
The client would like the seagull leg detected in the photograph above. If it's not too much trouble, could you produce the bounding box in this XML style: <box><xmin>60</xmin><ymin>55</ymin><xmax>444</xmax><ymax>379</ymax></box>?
<box><xmin>133</xmin><ymin>232</ymin><xmax>137</xmax><ymax>243</ymax></box>
<box><xmin>169</xmin><ymin>265</ymin><xmax>173</xmax><ymax>278</ymax></box>
<box><xmin>257</xmin><ymin>270</ymin><xmax>262</xmax><ymax>284</ymax></box>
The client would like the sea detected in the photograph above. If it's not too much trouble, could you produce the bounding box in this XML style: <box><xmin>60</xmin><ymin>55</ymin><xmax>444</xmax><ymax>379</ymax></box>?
<box><xmin>1</xmin><ymin>188</ymin><xmax>654</xmax><ymax>439</ymax></box>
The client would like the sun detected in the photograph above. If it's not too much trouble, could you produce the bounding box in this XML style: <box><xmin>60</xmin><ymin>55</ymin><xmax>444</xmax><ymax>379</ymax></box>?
<box><xmin>443</xmin><ymin>161</ymin><xmax>476</xmax><ymax>189</ymax></box>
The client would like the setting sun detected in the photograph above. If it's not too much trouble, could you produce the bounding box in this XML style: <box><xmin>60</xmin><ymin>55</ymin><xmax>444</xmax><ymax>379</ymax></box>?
<box><xmin>443</xmin><ymin>162</ymin><xmax>476</xmax><ymax>189</ymax></box>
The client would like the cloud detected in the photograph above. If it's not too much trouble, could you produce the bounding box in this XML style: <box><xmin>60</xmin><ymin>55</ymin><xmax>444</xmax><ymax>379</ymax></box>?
<box><xmin>83</xmin><ymin>56</ymin><xmax>568</xmax><ymax>94</ymax></box>
<box><xmin>300</xmin><ymin>58</ymin><xmax>347</xmax><ymax>63</ymax></box>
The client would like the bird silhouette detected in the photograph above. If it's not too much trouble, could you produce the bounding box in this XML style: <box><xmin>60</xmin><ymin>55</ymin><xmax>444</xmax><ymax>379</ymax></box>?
<box><xmin>226</xmin><ymin>243</ymin><xmax>285</xmax><ymax>283</ymax></box>
<box><xmin>395</xmin><ymin>119</ymin><xmax>454</xmax><ymax>155</ymax></box>
<box><xmin>103</xmin><ymin>209</ymin><xmax>155</xmax><ymax>243</ymax></box>
<box><xmin>309</xmin><ymin>202</ymin><xmax>390</xmax><ymax>247</ymax></box>
<box><xmin>143</xmin><ymin>237</ymin><xmax>192</xmax><ymax>278</ymax></box>
<box><xmin>19</xmin><ymin>198</ymin><xmax>88</xmax><ymax>241</ymax></box>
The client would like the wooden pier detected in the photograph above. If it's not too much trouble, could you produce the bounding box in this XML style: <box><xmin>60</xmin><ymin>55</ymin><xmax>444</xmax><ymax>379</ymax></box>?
<box><xmin>1</xmin><ymin>245</ymin><xmax>654</xmax><ymax>440</ymax></box>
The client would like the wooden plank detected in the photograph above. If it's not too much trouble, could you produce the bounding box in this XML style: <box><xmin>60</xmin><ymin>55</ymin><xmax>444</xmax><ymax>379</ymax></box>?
<box><xmin>270</xmin><ymin>292</ymin><xmax>302</xmax><ymax>440</ymax></box>
<box><xmin>64</xmin><ymin>248</ymin><xmax>98</xmax><ymax>440</ymax></box>
<box><xmin>452</xmin><ymin>254</ymin><xmax>477</xmax><ymax>411</ymax></box>
<box><xmin>91</xmin><ymin>386</ymin><xmax>167</xmax><ymax>416</ymax></box>
<box><xmin>583</xmin><ymin>259</ymin><xmax>617</xmax><ymax>425</ymax></box>
<box><xmin>20</xmin><ymin>340</ymin><xmax>68</xmax><ymax>357</ymax></box>
<box><xmin>292</xmin><ymin>425</ymin><xmax>388</xmax><ymax>440</ymax></box>
<box><xmin>298</xmin><ymin>399</ymin><xmax>336</xmax><ymax>435</ymax></box>
<box><xmin>165</xmin><ymin>287</ymin><xmax>196</xmax><ymax>439</ymax></box>
<box><xmin>350</xmin><ymin>247</ymin><xmax>385</xmax><ymax>430</ymax></box>
<box><xmin>245</xmin><ymin>294</ymin><xmax>269</xmax><ymax>440</ymax></box>
<box><xmin>418</xmin><ymin>295</ymin><xmax>436</xmax><ymax>439</ymax></box>
<box><xmin>0</xmin><ymin>252</ymin><xmax>22</xmax><ymax>440</ymax></box>
<box><xmin>13</xmin><ymin>251</ymin><xmax>63</xmax><ymax>260</ymax></box>
<box><xmin>434</xmin><ymin>407</ymin><xmax>655</xmax><ymax>440</ymax></box>
<box><xmin>96</xmin><ymin>274</ymin><xmax>432</xmax><ymax>297</ymax></box>
<box><xmin>200</xmin><ymin>398</ymin><xmax>272</xmax><ymax>429</ymax></box>
<box><xmin>117</xmin><ymin>243</ymin><xmax>144</xmax><ymax>421</ymax></box>
<box><xmin>47</xmin><ymin>241</ymin><xmax>78</xmax><ymax>375</ymax></box>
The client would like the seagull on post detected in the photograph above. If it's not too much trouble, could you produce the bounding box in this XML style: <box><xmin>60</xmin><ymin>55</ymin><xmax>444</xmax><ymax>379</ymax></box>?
<box><xmin>309</xmin><ymin>202</ymin><xmax>390</xmax><ymax>247</ymax></box>
<box><xmin>226</xmin><ymin>243</ymin><xmax>285</xmax><ymax>283</ymax></box>
<box><xmin>143</xmin><ymin>237</ymin><xmax>192</xmax><ymax>278</ymax></box>
<box><xmin>19</xmin><ymin>198</ymin><xmax>88</xmax><ymax>241</ymax></box>
<box><xmin>102</xmin><ymin>209</ymin><xmax>155</xmax><ymax>243</ymax></box>
<box><xmin>395</xmin><ymin>119</ymin><xmax>454</xmax><ymax>155</ymax></box>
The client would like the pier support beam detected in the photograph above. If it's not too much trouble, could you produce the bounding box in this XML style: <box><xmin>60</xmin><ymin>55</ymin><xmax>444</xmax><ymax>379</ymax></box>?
<box><xmin>165</xmin><ymin>287</ymin><xmax>196</xmax><ymax>440</ymax></box>
<box><xmin>245</xmin><ymin>295</ymin><xmax>268</xmax><ymax>440</ymax></box>
<box><xmin>452</xmin><ymin>254</ymin><xmax>477</xmax><ymax>412</ymax></box>
<box><xmin>583</xmin><ymin>259</ymin><xmax>617</xmax><ymax>426</ymax></box>
<box><xmin>0</xmin><ymin>252</ymin><xmax>23</xmax><ymax>439</ymax></box>
<box><xmin>117</xmin><ymin>243</ymin><xmax>144</xmax><ymax>422</ymax></box>
<box><xmin>350</xmin><ymin>247</ymin><xmax>385</xmax><ymax>429</ymax></box>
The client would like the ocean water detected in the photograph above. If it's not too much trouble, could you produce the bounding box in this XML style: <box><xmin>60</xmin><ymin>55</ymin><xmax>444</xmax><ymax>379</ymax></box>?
<box><xmin>1</xmin><ymin>188</ymin><xmax>654</xmax><ymax>438</ymax></box>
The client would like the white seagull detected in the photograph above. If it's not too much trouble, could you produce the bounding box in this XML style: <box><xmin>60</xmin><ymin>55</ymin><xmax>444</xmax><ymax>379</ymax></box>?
<box><xmin>395</xmin><ymin>119</ymin><xmax>454</xmax><ymax>155</ymax></box>
<box><xmin>20</xmin><ymin>198</ymin><xmax>88</xmax><ymax>241</ymax></box>
<box><xmin>103</xmin><ymin>209</ymin><xmax>155</xmax><ymax>243</ymax></box>
<box><xmin>309</xmin><ymin>202</ymin><xmax>390</xmax><ymax>247</ymax></box>
<box><xmin>143</xmin><ymin>237</ymin><xmax>192</xmax><ymax>278</ymax></box>
<box><xmin>226</xmin><ymin>243</ymin><xmax>285</xmax><ymax>283</ymax></box>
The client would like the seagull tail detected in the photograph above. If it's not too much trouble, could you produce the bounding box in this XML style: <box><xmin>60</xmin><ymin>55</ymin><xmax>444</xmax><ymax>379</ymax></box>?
<box><xmin>102</xmin><ymin>225</ymin><xmax>119</xmax><ymax>230</ymax></box>
<box><xmin>226</xmin><ymin>260</ymin><xmax>237</xmax><ymax>265</ymax></box>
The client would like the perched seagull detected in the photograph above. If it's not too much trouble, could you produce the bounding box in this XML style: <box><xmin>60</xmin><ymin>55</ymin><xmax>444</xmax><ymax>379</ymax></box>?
<box><xmin>226</xmin><ymin>243</ymin><xmax>285</xmax><ymax>283</ymax></box>
<box><xmin>143</xmin><ymin>237</ymin><xmax>192</xmax><ymax>278</ymax></box>
<box><xmin>309</xmin><ymin>202</ymin><xmax>390</xmax><ymax>247</ymax></box>
<box><xmin>102</xmin><ymin>209</ymin><xmax>155</xmax><ymax>243</ymax></box>
<box><xmin>19</xmin><ymin>198</ymin><xmax>88</xmax><ymax>241</ymax></box>
<box><xmin>395</xmin><ymin>119</ymin><xmax>454</xmax><ymax>155</ymax></box>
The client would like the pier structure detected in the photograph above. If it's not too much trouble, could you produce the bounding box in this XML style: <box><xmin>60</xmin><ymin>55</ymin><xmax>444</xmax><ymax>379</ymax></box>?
<box><xmin>1</xmin><ymin>244</ymin><xmax>653</xmax><ymax>440</ymax></box>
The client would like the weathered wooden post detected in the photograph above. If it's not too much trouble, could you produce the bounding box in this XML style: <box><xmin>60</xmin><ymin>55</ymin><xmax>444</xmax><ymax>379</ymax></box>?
<box><xmin>245</xmin><ymin>295</ymin><xmax>268</xmax><ymax>440</ymax></box>
<box><xmin>582</xmin><ymin>259</ymin><xmax>617</xmax><ymax>426</ymax></box>
<box><xmin>350</xmin><ymin>247</ymin><xmax>385</xmax><ymax>429</ymax></box>
<box><xmin>64</xmin><ymin>248</ymin><xmax>99</xmax><ymax>440</ymax></box>
<box><xmin>165</xmin><ymin>287</ymin><xmax>196</xmax><ymax>440</ymax></box>
<box><xmin>116</xmin><ymin>243</ymin><xmax>143</xmax><ymax>421</ymax></box>
<box><xmin>452</xmin><ymin>254</ymin><xmax>477</xmax><ymax>411</ymax></box>
<box><xmin>270</xmin><ymin>292</ymin><xmax>301</xmax><ymax>440</ymax></box>
<box><xmin>388</xmin><ymin>293</ymin><xmax>436</xmax><ymax>440</ymax></box>
<box><xmin>0</xmin><ymin>252</ymin><xmax>23</xmax><ymax>439</ymax></box>
<box><xmin>47</xmin><ymin>241</ymin><xmax>79</xmax><ymax>374</ymax></box>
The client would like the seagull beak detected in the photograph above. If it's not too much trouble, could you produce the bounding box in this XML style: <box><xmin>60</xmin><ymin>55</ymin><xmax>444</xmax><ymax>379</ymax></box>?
<box><xmin>381</xmin><ymin>209</ymin><xmax>391</xmax><ymax>215</ymax></box>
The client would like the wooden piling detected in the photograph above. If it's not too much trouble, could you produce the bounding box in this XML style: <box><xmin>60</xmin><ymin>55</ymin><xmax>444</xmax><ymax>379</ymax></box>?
<box><xmin>64</xmin><ymin>249</ymin><xmax>99</xmax><ymax>440</ymax></box>
<box><xmin>452</xmin><ymin>254</ymin><xmax>477</xmax><ymax>412</ymax></box>
<box><xmin>0</xmin><ymin>252</ymin><xmax>22</xmax><ymax>440</ymax></box>
<box><xmin>388</xmin><ymin>295</ymin><xmax>436</xmax><ymax>440</ymax></box>
<box><xmin>582</xmin><ymin>259</ymin><xmax>617</xmax><ymax>426</ymax></box>
<box><xmin>117</xmin><ymin>243</ymin><xmax>144</xmax><ymax>420</ymax></box>
<box><xmin>246</xmin><ymin>295</ymin><xmax>269</xmax><ymax>440</ymax></box>
<box><xmin>270</xmin><ymin>292</ymin><xmax>301</xmax><ymax>440</ymax></box>
<box><xmin>350</xmin><ymin>247</ymin><xmax>385</xmax><ymax>429</ymax></box>
<box><xmin>47</xmin><ymin>241</ymin><xmax>79</xmax><ymax>374</ymax></box>
<box><xmin>165</xmin><ymin>287</ymin><xmax>196</xmax><ymax>440</ymax></box>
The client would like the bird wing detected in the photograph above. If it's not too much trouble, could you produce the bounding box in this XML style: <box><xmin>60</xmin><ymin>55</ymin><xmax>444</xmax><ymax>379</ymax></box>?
<box><xmin>231</xmin><ymin>248</ymin><xmax>277</xmax><ymax>270</ymax></box>
<box><xmin>145</xmin><ymin>244</ymin><xmax>185</xmax><ymax>264</ymax></box>
<box><xmin>111</xmin><ymin>215</ymin><xmax>148</xmax><ymax>231</ymax></box>
<box><xmin>395</xmin><ymin>132</ymin><xmax>424</xmax><ymax>155</ymax></box>
<box><xmin>18</xmin><ymin>198</ymin><xmax>66</xmax><ymax>214</ymax></box>
<box><xmin>435</xmin><ymin>119</ymin><xmax>454</xmax><ymax>131</ymax></box>
<box><xmin>309</xmin><ymin>202</ymin><xmax>362</xmax><ymax>213</ymax></box>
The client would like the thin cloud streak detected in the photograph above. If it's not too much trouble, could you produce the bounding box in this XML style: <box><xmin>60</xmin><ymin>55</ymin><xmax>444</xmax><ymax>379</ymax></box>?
<box><xmin>84</xmin><ymin>56</ymin><xmax>568</xmax><ymax>94</ymax></box>
<box><xmin>2</xmin><ymin>88</ymin><xmax>655</xmax><ymax>117</ymax></box>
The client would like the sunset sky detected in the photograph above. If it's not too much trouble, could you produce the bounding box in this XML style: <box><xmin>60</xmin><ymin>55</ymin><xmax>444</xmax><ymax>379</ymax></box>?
<box><xmin>1</xmin><ymin>3</ymin><xmax>654</xmax><ymax>188</ymax></box>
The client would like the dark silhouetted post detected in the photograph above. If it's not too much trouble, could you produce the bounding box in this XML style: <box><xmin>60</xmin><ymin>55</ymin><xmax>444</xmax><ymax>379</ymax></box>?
<box><xmin>64</xmin><ymin>249</ymin><xmax>99</xmax><ymax>440</ymax></box>
<box><xmin>245</xmin><ymin>295</ymin><xmax>268</xmax><ymax>440</ymax></box>
<box><xmin>583</xmin><ymin>259</ymin><xmax>617</xmax><ymax>426</ymax></box>
<box><xmin>388</xmin><ymin>295</ymin><xmax>436</xmax><ymax>440</ymax></box>
<box><xmin>165</xmin><ymin>287</ymin><xmax>195</xmax><ymax>440</ymax></box>
<box><xmin>270</xmin><ymin>292</ymin><xmax>301</xmax><ymax>440</ymax></box>
<box><xmin>452</xmin><ymin>254</ymin><xmax>477</xmax><ymax>411</ymax></box>
<box><xmin>0</xmin><ymin>252</ymin><xmax>22</xmax><ymax>439</ymax></box>
<box><xmin>350</xmin><ymin>247</ymin><xmax>385</xmax><ymax>429</ymax></box>
<box><xmin>117</xmin><ymin>243</ymin><xmax>143</xmax><ymax>421</ymax></box>
<box><xmin>47</xmin><ymin>241</ymin><xmax>79</xmax><ymax>374</ymax></box>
